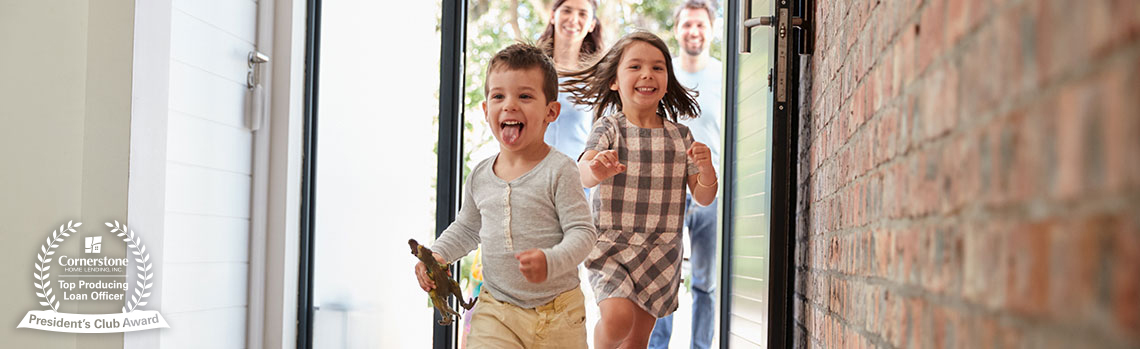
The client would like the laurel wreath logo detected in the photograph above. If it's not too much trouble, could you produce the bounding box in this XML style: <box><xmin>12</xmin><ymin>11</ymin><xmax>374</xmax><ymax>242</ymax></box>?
<box><xmin>33</xmin><ymin>221</ymin><xmax>80</xmax><ymax>312</ymax></box>
<box><xmin>32</xmin><ymin>221</ymin><xmax>155</xmax><ymax>314</ymax></box>
<box><xmin>106</xmin><ymin>221</ymin><xmax>153</xmax><ymax>313</ymax></box>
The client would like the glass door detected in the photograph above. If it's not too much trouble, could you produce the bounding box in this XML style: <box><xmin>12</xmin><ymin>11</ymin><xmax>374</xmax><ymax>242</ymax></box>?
<box><xmin>297</xmin><ymin>0</ymin><xmax>798</xmax><ymax>347</ymax></box>
<box><xmin>304</xmin><ymin>1</ymin><xmax>444</xmax><ymax>347</ymax></box>
<box><xmin>724</xmin><ymin>0</ymin><xmax>774</xmax><ymax>346</ymax></box>
<box><xmin>722</xmin><ymin>0</ymin><xmax>798</xmax><ymax>347</ymax></box>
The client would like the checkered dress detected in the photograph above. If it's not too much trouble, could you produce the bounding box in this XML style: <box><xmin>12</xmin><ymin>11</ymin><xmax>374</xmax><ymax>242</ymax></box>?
<box><xmin>583</xmin><ymin>113</ymin><xmax>700</xmax><ymax>318</ymax></box>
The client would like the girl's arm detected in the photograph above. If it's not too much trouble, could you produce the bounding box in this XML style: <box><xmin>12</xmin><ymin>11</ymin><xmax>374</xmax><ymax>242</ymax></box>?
<box><xmin>578</xmin><ymin>149</ymin><xmax>626</xmax><ymax>188</ymax></box>
<box><xmin>687</xmin><ymin>142</ymin><xmax>718</xmax><ymax>206</ymax></box>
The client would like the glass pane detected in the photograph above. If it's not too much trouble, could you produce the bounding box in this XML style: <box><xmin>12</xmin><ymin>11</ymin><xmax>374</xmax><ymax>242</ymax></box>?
<box><xmin>729</xmin><ymin>0</ymin><xmax>774</xmax><ymax>347</ymax></box>
<box><xmin>462</xmin><ymin>1</ymin><xmax>727</xmax><ymax>347</ymax></box>
<box><xmin>312</xmin><ymin>1</ymin><xmax>442</xmax><ymax>347</ymax></box>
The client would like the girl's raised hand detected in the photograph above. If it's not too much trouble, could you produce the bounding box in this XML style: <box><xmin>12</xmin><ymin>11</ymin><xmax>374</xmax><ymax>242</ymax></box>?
<box><xmin>589</xmin><ymin>149</ymin><xmax>627</xmax><ymax>180</ymax></box>
<box><xmin>687</xmin><ymin>142</ymin><xmax>714</xmax><ymax>171</ymax></box>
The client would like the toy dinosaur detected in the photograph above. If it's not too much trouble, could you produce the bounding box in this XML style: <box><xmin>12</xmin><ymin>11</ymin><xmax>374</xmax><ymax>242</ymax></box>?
<box><xmin>409</xmin><ymin>239</ymin><xmax>477</xmax><ymax>325</ymax></box>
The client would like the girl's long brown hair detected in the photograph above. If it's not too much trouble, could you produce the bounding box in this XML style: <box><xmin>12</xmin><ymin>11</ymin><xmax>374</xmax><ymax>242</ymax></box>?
<box><xmin>538</xmin><ymin>0</ymin><xmax>604</xmax><ymax>63</ymax></box>
<box><xmin>560</xmin><ymin>31</ymin><xmax>700</xmax><ymax>123</ymax></box>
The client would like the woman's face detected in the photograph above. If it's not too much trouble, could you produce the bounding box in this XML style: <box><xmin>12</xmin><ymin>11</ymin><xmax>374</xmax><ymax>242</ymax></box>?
<box><xmin>551</xmin><ymin>0</ymin><xmax>596</xmax><ymax>44</ymax></box>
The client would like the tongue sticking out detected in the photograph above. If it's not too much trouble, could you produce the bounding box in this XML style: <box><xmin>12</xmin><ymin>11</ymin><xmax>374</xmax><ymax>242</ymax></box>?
<box><xmin>501</xmin><ymin>124</ymin><xmax>522</xmax><ymax>145</ymax></box>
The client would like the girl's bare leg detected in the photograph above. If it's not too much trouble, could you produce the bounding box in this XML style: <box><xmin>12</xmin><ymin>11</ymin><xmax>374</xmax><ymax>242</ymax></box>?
<box><xmin>594</xmin><ymin>298</ymin><xmax>637</xmax><ymax>349</ymax></box>
<box><xmin>618</xmin><ymin>306</ymin><xmax>657</xmax><ymax>349</ymax></box>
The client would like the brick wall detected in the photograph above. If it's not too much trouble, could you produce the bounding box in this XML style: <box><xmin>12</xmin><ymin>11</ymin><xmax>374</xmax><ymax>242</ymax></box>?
<box><xmin>794</xmin><ymin>0</ymin><xmax>1140</xmax><ymax>347</ymax></box>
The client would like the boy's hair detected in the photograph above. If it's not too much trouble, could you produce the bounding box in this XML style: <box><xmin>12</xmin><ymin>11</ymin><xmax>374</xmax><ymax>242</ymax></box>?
<box><xmin>484</xmin><ymin>43</ymin><xmax>560</xmax><ymax>103</ymax></box>
<box><xmin>561</xmin><ymin>31</ymin><xmax>699</xmax><ymax>122</ymax></box>
<box><xmin>673</xmin><ymin>0</ymin><xmax>717</xmax><ymax>25</ymax></box>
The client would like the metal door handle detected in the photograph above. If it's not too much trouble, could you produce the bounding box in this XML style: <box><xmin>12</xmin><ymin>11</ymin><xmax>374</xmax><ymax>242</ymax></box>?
<box><xmin>247</xmin><ymin>51</ymin><xmax>270</xmax><ymax>131</ymax></box>
<box><xmin>740</xmin><ymin>0</ymin><xmax>774</xmax><ymax>54</ymax></box>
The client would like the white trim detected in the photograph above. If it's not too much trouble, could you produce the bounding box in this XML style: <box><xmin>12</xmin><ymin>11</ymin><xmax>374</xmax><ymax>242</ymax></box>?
<box><xmin>125</xmin><ymin>0</ymin><xmax>173</xmax><ymax>348</ymax></box>
<box><xmin>245</xmin><ymin>0</ymin><xmax>275</xmax><ymax>347</ymax></box>
<box><xmin>259</xmin><ymin>0</ymin><xmax>306</xmax><ymax>348</ymax></box>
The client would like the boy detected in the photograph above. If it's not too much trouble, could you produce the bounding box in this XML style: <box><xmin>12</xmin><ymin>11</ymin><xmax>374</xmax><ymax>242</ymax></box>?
<box><xmin>414</xmin><ymin>43</ymin><xmax>597</xmax><ymax>348</ymax></box>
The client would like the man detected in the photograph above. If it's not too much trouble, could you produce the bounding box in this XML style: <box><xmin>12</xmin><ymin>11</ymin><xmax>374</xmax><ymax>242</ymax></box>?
<box><xmin>649</xmin><ymin>1</ymin><xmax>723</xmax><ymax>349</ymax></box>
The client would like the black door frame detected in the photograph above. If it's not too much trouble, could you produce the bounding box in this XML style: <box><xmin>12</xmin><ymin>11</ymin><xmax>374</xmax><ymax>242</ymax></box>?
<box><xmin>720</xmin><ymin>0</ymin><xmax>800</xmax><ymax>348</ymax></box>
<box><xmin>433</xmin><ymin>0</ymin><xmax>467</xmax><ymax>348</ymax></box>
<box><xmin>297</xmin><ymin>0</ymin><xmax>321</xmax><ymax>346</ymax></box>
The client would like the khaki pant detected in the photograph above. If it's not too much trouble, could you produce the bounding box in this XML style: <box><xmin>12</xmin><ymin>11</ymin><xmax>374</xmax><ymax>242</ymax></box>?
<box><xmin>466</xmin><ymin>288</ymin><xmax>588</xmax><ymax>349</ymax></box>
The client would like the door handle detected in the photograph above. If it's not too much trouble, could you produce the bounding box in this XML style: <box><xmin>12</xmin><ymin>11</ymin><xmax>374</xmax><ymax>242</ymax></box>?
<box><xmin>740</xmin><ymin>0</ymin><xmax>774</xmax><ymax>54</ymax></box>
<box><xmin>246</xmin><ymin>51</ymin><xmax>270</xmax><ymax>131</ymax></box>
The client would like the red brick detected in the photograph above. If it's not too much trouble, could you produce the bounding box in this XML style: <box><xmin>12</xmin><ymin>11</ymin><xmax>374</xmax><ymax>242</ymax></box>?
<box><xmin>1051</xmin><ymin>81</ymin><xmax>1098</xmax><ymax>200</ymax></box>
<box><xmin>1005</xmin><ymin>220</ymin><xmax>1053</xmax><ymax>316</ymax></box>
<box><xmin>875</xmin><ymin>107</ymin><xmax>900</xmax><ymax>165</ymax></box>
<box><xmin>924</xmin><ymin>225</ymin><xmax>963</xmax><ymax>294</ymax></box>
<box><xmin>896</xmin><ymin>227</ymin><xmax>923</xmax><ymax>285</ymax></box>
<box><xmin>873</xmin><ymin>228</ymin><xmax>893</xmax><ymax>279</ymax></box>
<box><xmin>955</xmin><ymin>19</ymin><xmax>1005</xmax><ymax>120</ymax></box>
<box><xmin>971</xmin><ymin>317</ymin><xmax>1025</xmax><ymax>349</ymax></box>
<box><xmin>1100</xmin><ymin>59</ymin><xmax>1140</xmax><ymax>192</ymax></box>
<box><xmin>1046</xmin><ymin>216</ymin><xmax>1102</xmax><ymax>323</ymax></box>
<box><xmin>1007</xmin><ymin>110</ymin><xmax>1046</xmax><ymax>204</ymax></box>
<box><xmin>1032</xmin><ymin>0</ymin><xmax>1117</xmax><ymax>86</ymax></box>
<box><xmin>1107</xmin><ymin>0</ymin><xmax>1140</xmax><ymax>50</ymax></box>
<box><xmin>1111</xmin><ymin>216</ymin><xmax>1140</xmax><ymax>341</ymax></box>
<box><xmin>945</xmin><ymin>0</ymin><xmax>972</xmax><ymax>46</ymax></box>
<box><xmin>916</xmin><ymin>0</ymin><xmax>947</xmax><ymax>74</ymax></box>
<box><xmin>917</xmin><ymin>63</ymin><xmax>959</xmax><ymax>143</ymax></box>
<box><xmin>895</xmin><ymin>21</ymin><xmax>919</xmax><ymax>91</ymax></box>
<box><xmin>883</xmin><ymin>293</ymin><xmax>910</xmax><ymax>348</ymax></box>
<box><xmin>942</xmin><ymin>133</ymin><xmax>981</xmax><ymax>211</ymax></box>
<box><xmin>929</xmin><ymin>304</ymin><xmax>965</xmax><ymax>349</ymax></box>
<box><xmin>799</xmin><ymin>0</ymin><xmax>1138</xmax><ymax>345</ymax></box>
<box><xmin>964</xmin><ymin>222</ymin><xmax>1009</xmax><ymax>308</ymax></box>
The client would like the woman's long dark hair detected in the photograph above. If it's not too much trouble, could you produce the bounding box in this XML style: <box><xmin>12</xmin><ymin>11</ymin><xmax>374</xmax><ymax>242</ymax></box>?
<box><xmin>538</xmin><ymin>0</ymin><xmax>604</xmax><ymax>65</ymax></box>
<box><xmin>561</xmin><ymin>32</ymin><xmax>699</xmax><ymax>123</ymax></box>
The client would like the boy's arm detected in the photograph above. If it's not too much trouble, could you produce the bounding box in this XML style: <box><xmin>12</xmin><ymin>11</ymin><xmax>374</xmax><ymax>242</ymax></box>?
<box><xmin>430</xmin><ymin>178</ymin><xmax>481</xmax><ymax>263</ymax></box>
<box><xmin>541</xmin><ymin>162</ymin><xmax>599</xmax><ymax>278</ymax></box>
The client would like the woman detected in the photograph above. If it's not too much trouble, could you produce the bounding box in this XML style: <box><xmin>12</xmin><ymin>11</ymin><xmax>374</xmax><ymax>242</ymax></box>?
<box><xmin>539</xmin><ymin>0</ymin><xmax>603</xmax><ymax>161</ymax></box>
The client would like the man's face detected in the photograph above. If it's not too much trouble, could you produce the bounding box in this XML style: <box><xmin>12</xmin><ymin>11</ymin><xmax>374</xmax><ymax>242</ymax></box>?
<box><xmin>482</xmin><ymin>67</ymin><xmax>559</xmax><ymax>151</ymax></box>
<box><xmin>675</xmin><ymin>7</ymin><xmax>712</xmax><ymax>57</ymax></box>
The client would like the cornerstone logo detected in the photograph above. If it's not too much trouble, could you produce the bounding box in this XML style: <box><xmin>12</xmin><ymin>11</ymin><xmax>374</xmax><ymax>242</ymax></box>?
<box><xmin>18</xmin><ymin>221</ymin><xmax>170</xmax><ymax>333</ymax></box>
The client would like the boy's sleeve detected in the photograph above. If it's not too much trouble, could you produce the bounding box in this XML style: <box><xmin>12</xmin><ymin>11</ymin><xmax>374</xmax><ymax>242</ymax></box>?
<box><xmin>583</xmin><ymin>116</ymin><xmax>615</xmax><ymax>156</ymax></box>
<box><xmin>431</xmin><ymin>176</ymin><xmax>481</xmax><ymax>263</ymax></box>
<box><xmin>681</xmin><ymin>125</ymin><xmax>700</xmax><ymax>176</ymax></box>
<box><xmin>540</xmin><ymin>160</ymin><xmax>599</xmax><ymax>278</ymax></box>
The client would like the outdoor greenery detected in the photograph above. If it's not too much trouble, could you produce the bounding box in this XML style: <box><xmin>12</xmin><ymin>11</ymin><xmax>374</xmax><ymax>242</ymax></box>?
<box><xmin>432</xmin><ymin>0</ymin><xmax>727</xmax><ymax>288</ymax></box>
<box><xmin>462</xmin><ymin>0</ymin><xmax>724</xmax><ymax>174</ymax></box>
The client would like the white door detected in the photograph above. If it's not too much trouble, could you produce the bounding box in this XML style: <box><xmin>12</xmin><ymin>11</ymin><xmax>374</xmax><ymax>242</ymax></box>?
<box><xmin>161</xmin><ymin>0</ymin><xmax>261</xmax><ymax>347</ymax></box>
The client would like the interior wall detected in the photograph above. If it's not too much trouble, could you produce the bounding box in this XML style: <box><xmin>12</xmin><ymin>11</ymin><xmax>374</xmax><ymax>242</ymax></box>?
<box><xmin>0</xmin><ymin>0</ymin><xmax>134</xmax><ymax>347</ymax></box>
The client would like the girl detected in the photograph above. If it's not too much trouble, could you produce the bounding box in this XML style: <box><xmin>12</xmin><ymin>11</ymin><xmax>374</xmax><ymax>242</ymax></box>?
<box><xmin>539</xmin><ymin>0</ymin><xmax>604</xmax><ymax>161</ymax></box>
<box><xmin>563</xmin><ymin>32</ymin><xmax>718</xmax><ymax>348</ymax></box>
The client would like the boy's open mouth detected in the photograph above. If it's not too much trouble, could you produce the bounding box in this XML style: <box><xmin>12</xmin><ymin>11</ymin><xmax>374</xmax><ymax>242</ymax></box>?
<box><xmin>501</xmin><ymin>120</ymin><xmax>524</xmax><ymax>145</ymax></box>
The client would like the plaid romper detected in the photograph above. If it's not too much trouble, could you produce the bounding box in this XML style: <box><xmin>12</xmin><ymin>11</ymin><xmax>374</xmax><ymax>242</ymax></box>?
<box><xmin>583</xmin><ymin>113</ymin><xmax>700</xmax><ymax>318</ymax></box>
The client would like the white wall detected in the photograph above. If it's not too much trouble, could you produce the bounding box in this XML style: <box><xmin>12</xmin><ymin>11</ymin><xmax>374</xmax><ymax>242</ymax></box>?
<box><xmin>0</xmin><ymin>0</ymin><xmax>134</xmax><ymax>348</ymax></box>
<box><xmin>1</xmin><ymin>1</ymin><xmax>307</xmax><ymax>347</ymax></box>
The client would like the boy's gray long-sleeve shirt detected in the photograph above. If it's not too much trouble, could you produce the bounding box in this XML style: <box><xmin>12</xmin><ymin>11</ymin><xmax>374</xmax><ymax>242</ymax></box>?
<box><xmin>432</xmin><ymin>149</ymin><xmax>598</xmax><ymax>309</ymax></box>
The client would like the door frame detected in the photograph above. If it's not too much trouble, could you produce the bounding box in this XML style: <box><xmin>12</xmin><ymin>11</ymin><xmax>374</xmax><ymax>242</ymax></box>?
<box><xmin>433</xmin><ymin>0</ymin><xmax>467</xmax><ymax>348</ymax></box>
<box><xmin>292</xmin><ymin>0</ymin><xmax>802</xmax><ymax>347</ymax></box>
<box><xmin>720</xmin><ymin>0</ymin><xmax>800</xmax><ymax>348</ymax></box>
